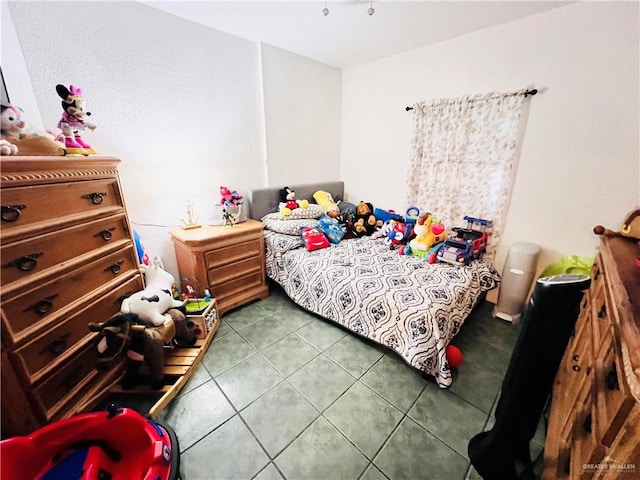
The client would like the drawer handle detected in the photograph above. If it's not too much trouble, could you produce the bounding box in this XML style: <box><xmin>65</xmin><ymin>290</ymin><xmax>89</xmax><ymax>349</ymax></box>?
<box><xmin>1</xmin><ymin>204</ymin><xmax>26</xmax><ymax>222</ymax></box>
<box><xmin>83</xmin><ymin>192</ymin><xmax>107</xmax><ymax>205</ymax></box>
<box><xmin>23</xmin><ymin>295</ymin><xmax>59</xmax><ymax>315</ymax></box>
<box><xmin>605</xmin><ymin>363</ymin><xmax>619</xmax><ymax>391</ymax></box>
<box><xmin>107</xmin><ymin>261</ymin><xmax>124</xmax><ymax>274</ymax></box>
<box><xmin>62</xmin><ymin>370</ymin><xmax>81</xmax><ymax>390</ymax></box>
<box><xmin>96</xmin><ymin>227</ymin><xmax>115</xmax><ymax>241</ymax></box>
<box><xmin>573</xmin><ymin>354</ymin><xmax>580</xmax><ymax>362</ymax></box>
<box><xmin>4</xmin><ymin>252</ymin><xmax>43</xmax><ymax>272</ymax></box>
<box><xmin>572</xmin><ymin>365</ymin><xmax>581</xmax><ymax>372</ymax></box>
<box><xmin>583</xmin><ymin>413</ymin><xmax>592</xmax><ymax>433</ymax></box>
<box><xmin>41</xmin><ymin>333</ymin><xmax>71</xmax><ymax>356</ymax></box>
<box><xmin>598</xmin><ymin>304</ymin><xmax>607</xmax><ymax>319</ymax></box>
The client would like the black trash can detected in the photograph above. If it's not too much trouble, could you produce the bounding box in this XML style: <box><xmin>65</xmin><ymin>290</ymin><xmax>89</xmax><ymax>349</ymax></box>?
<box><xmin>468</xmin><ymin>274</ymin><xmax>591</xmax><ymax>480</ymax></box>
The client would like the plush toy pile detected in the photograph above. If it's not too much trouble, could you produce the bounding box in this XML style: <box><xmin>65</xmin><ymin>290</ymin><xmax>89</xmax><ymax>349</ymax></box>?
<box><xmin>263</xmin><ymin>186</ymin><xmax>487</xmax><ymax>265</ymax></box>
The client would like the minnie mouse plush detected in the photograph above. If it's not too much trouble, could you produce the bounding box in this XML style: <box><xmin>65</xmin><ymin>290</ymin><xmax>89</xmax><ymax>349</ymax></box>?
<box><xmin>56</xmin><ymin>84</ymin><xmax>97</xmax><ymax>155</ymax></box>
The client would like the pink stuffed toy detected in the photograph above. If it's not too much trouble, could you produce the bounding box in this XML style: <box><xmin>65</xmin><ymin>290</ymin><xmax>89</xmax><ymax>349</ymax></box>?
<box><xmin>220</xmin><ymin>186</ymin><xmax>243</xmax><ymax>206</ymax></box>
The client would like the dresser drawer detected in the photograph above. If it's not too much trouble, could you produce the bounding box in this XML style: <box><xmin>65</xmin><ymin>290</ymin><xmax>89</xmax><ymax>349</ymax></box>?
<box><xmin>0</xmin><ymin>179</ymin><xmax>124</xmax><ymax>241</ymax></box>
<box><xmin>208</xmin><ymin>255</ymin><xmax>262</xmax><ymax>287</ymax></box>
<box><xmin>12</xmin><ymin>275</ymin><xmax>143</xmax><ymax>384</ymax></box>
<box><xmin>32</xmin><ymin>342</ymin><xmax>102</xmax><ymax>415</ymax></box>
<box><xmin>1</xmin><ymin>214</ymin><xmax>132</xmax><ymax>290</ymax></box>
<box><xmin>2</xmin><ymin>246</ymin><xmax>139</xmax><ymax>346</ymax></box>
<box><xmin>593</xmin><ymin>326</ymin><xmax>635</xmax><ymax>447</ymax></box>
<box><xmin>210</xmin><ymin>271</ymin><xmax>264</xmax><ymax>302</ymax></box>
<box><xmin>205</xmin><ymin>238</ymin><xmax>262</xmax><ymax>269</ymax></box>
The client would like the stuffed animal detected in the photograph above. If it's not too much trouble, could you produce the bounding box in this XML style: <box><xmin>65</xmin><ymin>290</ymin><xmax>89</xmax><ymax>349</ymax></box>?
<box><xmin>408</xmin><ymin>212</ymin><xmax>447</xmax><ymax>256</ymax></box>
<box><xmin>0</xmin><ymin>139</ymin><xmax>18</xmax><ymax>156</ymax></box>
<box><xmin>279</xmin><ymin>187</ymin><xmax>309</xmax><ymax>216</ymax></box>
<box><xmin>382</xmin><ymin>219</ymin><xmax>411</xmax><ymax>250</ymax></box>
<box><xmin>1</xmin><ymin>104</ymin><xmax>29</xmax><ymax>140</ymax></box>
<box><xmin>313</xmin><ymin>190</ymin><xmax>340</xmax><ymax>218</ymax></box>
<box><xmin>120</xmin><ymin>260</ymin><xmax>184</xmax><ymax>327</ymax></box>
<box><xmin>56</xmin><ymin>84</ymin><xmax>97</xmax><ymax>155</ymax></box>
<box><xmin>220</xmin><ymin>186</ymin><xmax>243</xmax><ymax>206</ymax></box>
<box><xmin>1</xmin><ymin>103</ymin><xmax>65</xmax><ymax>156</ymax></box>
<box><xmin>354</xmin><ymin>201</ymin><xmax>383</xmax><ymax>236</ymax></box>
<box><xmin>89</xmin><ymin>307</ymin><xmax>196</xmax><ymax>390</ymax></box>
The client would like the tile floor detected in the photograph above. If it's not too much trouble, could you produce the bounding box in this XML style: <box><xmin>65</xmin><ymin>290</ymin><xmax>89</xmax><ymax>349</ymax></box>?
<box><xmin>150</xmin><ymin>286</ymin><xmax>546</xmax><ymax>480</ymax></box>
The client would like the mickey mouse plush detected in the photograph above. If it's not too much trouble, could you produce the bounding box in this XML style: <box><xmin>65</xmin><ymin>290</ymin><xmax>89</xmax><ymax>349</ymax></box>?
<box><xmin>279</xmin><ymin>186</ymin><xmax>309</xmax><ymax>216</ymax></box>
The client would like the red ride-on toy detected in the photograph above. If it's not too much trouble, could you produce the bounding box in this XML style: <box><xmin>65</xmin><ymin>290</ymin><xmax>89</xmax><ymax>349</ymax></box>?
<box><xmin>438</xmin><ymin>216</ymin><xmax>492</xmax><ymax>266</ymax></box>
<box><xmin>0</xmin><ymin>405</ymin><xmax>181</xmax><ymax>480</ymax></box>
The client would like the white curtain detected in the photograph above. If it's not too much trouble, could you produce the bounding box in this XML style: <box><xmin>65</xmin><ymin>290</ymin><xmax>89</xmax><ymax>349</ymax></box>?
<box><xmin>406</xmin><ymin>90</ymin><xmax>528</xmax><ymax>261</ymax></box>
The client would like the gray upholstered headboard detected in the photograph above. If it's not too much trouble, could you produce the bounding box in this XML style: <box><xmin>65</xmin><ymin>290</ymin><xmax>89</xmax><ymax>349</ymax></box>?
<box><xmin>248</xmin><ymin>181</ymin><xmax>345</xmax><ymax>221</ymax></box>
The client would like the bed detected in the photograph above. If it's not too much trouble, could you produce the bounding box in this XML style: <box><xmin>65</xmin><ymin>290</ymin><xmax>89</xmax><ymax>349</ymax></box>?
<box><xmin>248</xmin><ymin>182</ymin><xmax>500</xmax><ymax>387</ymax></box>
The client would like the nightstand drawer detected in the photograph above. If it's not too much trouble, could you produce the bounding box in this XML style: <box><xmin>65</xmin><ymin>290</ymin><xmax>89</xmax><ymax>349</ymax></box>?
<box><xmin>2</xmin><ymin>246</ymin><xmax>139</xmax><ymax>346</ymax></box>
<box><xmin>1</xmin><ymin>214</ymin><xmax>132</xmax><ymax>289</ymax></box>
<box><xmin>210</xmin><ymin>271</ymin><xmax>264</xmax><ymax>301</ymax></box>
<box><xmin>32</xmin><ymin>342</ymin><xmax>101</xmax><ymax>414</ymax></box>
<box><xmin>205</xmin><ymin>238</ymin><xmax>262</xmax><ymax>269</ymax></box>
<box><xmin>12</xmin><ymin>275</ymin><xmax>143</xmax><ymax>383</ymax></box>
<box><xmin>1</xmin><ymin>179</ymin><xmax>124</xmax><ymax>242</ymax></box>
<box><xmin>208</xmin><ymin>255</ymin><xmax>263</xmax><ymax>287</ymax></box>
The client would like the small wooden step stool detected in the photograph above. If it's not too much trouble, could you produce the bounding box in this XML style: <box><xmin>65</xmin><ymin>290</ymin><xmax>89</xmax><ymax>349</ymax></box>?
<box><xmin>108</xmin><ymin>299</ymin><xmax>219</xmax><ymax>418</ymax></box>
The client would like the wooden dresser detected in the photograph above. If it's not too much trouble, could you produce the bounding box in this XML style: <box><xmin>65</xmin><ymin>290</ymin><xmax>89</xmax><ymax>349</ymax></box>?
<box><xmin>543</xmin><ymin>235</ymin><xmax>640</xmax><ymax>478</ymax></box>
<box><xmin>1</xmin><ymin>157</ymin><xmax>143</xmax><ymax>438</ymax></box>
<box><xmin>169</xmin><ymin>220</ymin><xmax>268</xmax><ymax>316</ymax></box>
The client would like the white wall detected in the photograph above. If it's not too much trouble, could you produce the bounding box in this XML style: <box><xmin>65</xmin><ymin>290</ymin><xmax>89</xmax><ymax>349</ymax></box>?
<box><xmin>5</xmin><ymin>1</ymin><xmax>267</xmax><ymax>280</ymax></box>
<box><xmin>341</xmin><ymin>1</ymin><xmax>640</xmax><ymax>281</ymax></box>
<box><xmin>261</xmin><ymin>43</ymin><xmax>342</xmax><ymax>187</ymax></box>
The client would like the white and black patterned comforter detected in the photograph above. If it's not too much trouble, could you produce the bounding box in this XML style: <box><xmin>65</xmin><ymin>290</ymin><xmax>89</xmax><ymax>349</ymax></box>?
<box><xmin>264</xmin><ymin>230</ymin><xmax>500</xmax><ymax>387</ymax></box>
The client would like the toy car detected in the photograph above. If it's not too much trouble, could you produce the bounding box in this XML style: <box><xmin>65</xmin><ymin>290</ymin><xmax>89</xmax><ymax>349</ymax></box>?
<box><xmin>437</xmin><ymin>237</ymin><xmax>474</xmax><ymax>265</ymax></box>
<box><xmin>437</xmin><ymin>216</ymin><xmax>492</xmax><ymax>266</ymax></box>
<box><xmin>0</xmin><ymin>405</ymin><xmax>181</xmax><ymax>480</ymax></box>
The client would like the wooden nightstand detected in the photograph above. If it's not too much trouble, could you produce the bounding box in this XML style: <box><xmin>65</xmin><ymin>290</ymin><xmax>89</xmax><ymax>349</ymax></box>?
<box><xmin>169</xmin><ymin>219</ymin><xmax>269</xmax><ymax>316</ymax></box>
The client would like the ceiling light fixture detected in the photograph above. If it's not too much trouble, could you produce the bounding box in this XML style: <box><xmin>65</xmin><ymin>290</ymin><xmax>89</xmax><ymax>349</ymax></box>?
<box><xmin>322</xmin><ymin>0</ymin><xmax>329</xmax><ymax>16</ymax></box>
<box><xmin>367</xmin><ymin>0</ymin><xmax>375</xmax><ymax>15</ymax></box>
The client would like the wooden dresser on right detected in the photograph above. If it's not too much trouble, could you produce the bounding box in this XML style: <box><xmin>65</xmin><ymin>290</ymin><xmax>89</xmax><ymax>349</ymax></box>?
<box><xmin>543</xmin><ymin>235</ymin><xmax>640</xmax><ymax>479</ymax></box>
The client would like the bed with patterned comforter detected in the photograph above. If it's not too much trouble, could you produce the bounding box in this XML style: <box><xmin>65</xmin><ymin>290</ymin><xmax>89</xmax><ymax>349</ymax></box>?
<box><xmin>263</xmin><ymin>229</ymin><xmax>500</xmax><ymax>387</ymax></box>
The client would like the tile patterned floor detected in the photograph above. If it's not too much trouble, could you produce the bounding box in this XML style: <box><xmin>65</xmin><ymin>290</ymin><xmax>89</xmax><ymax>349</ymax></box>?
<box><xmin>148</xmin><ymin>286</ymin><xmax>546</xmax><ymax>480</ymax></box>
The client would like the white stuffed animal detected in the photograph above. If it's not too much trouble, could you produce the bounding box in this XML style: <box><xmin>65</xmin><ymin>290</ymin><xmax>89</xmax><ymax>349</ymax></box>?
<box><xmin>120</xmin><ymin>260</ymin><xmax>184</xmax><ymax>327</ymax></box>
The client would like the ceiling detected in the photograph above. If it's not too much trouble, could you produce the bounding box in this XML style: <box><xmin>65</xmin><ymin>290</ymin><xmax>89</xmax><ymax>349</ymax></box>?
<box><xmin>144</xmin><ymin>1</ymin><xmax>571</xmax><ymax>69</ymax></box>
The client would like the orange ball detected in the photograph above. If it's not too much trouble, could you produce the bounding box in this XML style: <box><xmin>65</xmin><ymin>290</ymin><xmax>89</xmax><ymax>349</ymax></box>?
<box><xmin>446</xmin><ymin>345</ymin><xmax>464</xmax><ymax>369</ymax></box>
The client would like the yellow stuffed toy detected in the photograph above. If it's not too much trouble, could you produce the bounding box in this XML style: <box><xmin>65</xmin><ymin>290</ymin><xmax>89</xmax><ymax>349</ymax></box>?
<box><xmin>313</xmin><ymin>190</ymin><xmax>340</xmax><ymax>218</ymax></box>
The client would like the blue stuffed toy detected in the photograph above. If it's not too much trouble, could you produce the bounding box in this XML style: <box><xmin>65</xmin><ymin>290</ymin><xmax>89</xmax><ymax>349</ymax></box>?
<box><xmin>317</xmin><ymin>214</ymin><xmax>345</xmax><ymax>244</ymax></box>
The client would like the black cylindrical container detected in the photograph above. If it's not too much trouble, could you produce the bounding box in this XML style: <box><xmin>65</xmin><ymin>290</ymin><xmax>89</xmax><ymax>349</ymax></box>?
<box><xmin>468</xmin><ymin>274</ymin><xmax>591</xmax><ymax>480</ymax></box>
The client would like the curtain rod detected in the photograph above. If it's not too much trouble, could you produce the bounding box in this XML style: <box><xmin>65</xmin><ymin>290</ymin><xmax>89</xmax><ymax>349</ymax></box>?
<box><xmin>405</xmin><ymin>88</ymin><xmax>538</xmax><ymax>111</ymax></box>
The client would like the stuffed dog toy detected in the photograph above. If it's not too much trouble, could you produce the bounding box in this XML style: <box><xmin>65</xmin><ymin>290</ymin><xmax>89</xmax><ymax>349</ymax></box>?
<box><xmin>120</xmin><ymin>260</ymin><xmax>184</xmax><ymax>327</ymax></box>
